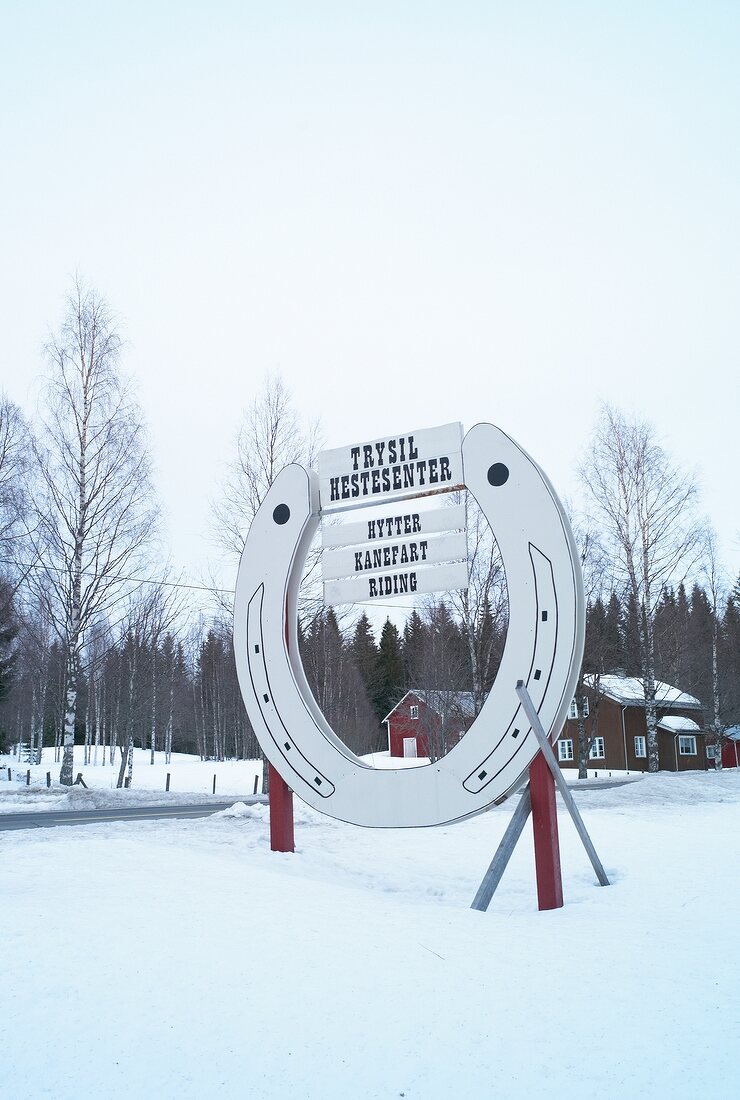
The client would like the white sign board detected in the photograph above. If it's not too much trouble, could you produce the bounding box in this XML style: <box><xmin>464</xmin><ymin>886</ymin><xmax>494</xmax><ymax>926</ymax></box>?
<box><xmin>322</xmin><ymin>530</ymin><xmax>468</xmax><ymax>582</ymax></box>
<box><xmin>318</xmin><ymin>422</ymin><xmax>464</xmax><ymax>513</ymax></box>
<box><xmin>321</xmin><ymin>503</ymin><xmax>466</xmax><ymax>549</ymax></box>
<box><xmin>324</xmin><ymin>560</ymin><xmax>470</xmax><ymax>606</ymax></box>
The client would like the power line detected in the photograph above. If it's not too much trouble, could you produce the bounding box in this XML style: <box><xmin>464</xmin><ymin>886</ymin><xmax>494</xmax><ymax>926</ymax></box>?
<box><xmin>0</xmin><ymin>559</ymin><xmax>423</xmax><ymax>611</ymax></box>
<box><xmin>0</xmin><ymin>559</ymin><xmax>233</xmax><ymax>595</ymax></box>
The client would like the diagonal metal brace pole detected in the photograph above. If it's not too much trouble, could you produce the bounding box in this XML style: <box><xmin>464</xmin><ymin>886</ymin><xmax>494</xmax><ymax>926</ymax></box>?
<box><xmin>516</xmin><ymin>680</ymin><xmax>610</xmax><ymax>887</ymax></box>
<box><xmin>470</xmin><ymin>783</ymin><xmax>532</xmax><ymax>911</ymax></box>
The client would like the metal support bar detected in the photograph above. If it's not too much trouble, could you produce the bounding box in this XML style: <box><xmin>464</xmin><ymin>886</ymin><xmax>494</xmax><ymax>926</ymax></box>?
<box><xmin>515</xmin><ymin>681</ymin><xmax>610</xmax><ymax>886</ymax></box>
<box><xmin>471</xmin><ymin>784</ymin><xmax>532</xmax><ymax>912</ymax></box>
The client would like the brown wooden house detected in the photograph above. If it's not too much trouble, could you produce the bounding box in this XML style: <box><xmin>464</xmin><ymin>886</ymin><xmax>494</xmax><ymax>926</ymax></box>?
<box><xmin>557</xmin><ymin>674</ymin><xmax>709</xmax><ymax>773</ymax></box>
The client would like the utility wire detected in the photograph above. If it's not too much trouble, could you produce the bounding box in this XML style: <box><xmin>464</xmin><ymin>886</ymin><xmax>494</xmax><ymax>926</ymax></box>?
<box><xmin>0</xmin><ymin>559</ymin><xmax>232</xmax><ymax>595</ymax></box>
<box><xmin>0</xmin><ymin>559</ymin><xmax>423</xmax><ymax>611</ymax></box>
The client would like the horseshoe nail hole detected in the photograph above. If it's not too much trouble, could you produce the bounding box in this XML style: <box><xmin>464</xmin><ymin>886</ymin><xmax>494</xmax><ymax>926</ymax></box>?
<box><xmin>541</xmin><ymin>611</ymin><xmax>548</xmax><ymax>622</ymax></box>
<box><xmin>314</xmin><ymin>776</ymin><xmax>322</xmax><ymax>786</ymax></box>
<box><xmin>254</xmin><ymin>644</ymin><xmax>260</xmax><ymax>653</ymax></box>
<box><xmin>273</xmin><ymin>504</ymin><xmax>291</xmax><ymax>525</ymax></box>
<box><xmin>533</xmin><ymin>669</ymin><xmax>541</xmax><ymax>680</ymax></box>
<box><xmin>263</xmin><ymin>693</ymin><xmax>270</xmax><ymax>703</ymax></box>
<box><xmin>512</xmin><ymin>728</ymin><xmax>520</xmax><ymax>738</ymax></box>
<box><xmin>487</xmin><ymin>462</ymin><xmax>509</xmax><ymax>487</ymax></box>
<box><xmin>478</xmin><ymin>770</ymin><xmax>487</xmax><ymax>780</ymax></box>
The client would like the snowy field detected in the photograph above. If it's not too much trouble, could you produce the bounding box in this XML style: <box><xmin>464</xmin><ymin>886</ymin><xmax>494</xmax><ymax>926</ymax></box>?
<box><xmin>0</xmin><ymin>747</ymin><xmax>263</xmax><ymax>811</ymax></box>
<box><xmin>2</xmin><ymin>769</ymin><xmax>739</xmax><ymax>1100</ymax></box>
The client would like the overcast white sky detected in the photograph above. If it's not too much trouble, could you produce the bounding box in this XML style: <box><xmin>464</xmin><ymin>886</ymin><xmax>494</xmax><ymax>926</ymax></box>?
<box><xmin>2</xmin><ymin>1</ymin><xmax>738</xmax><ymax>604</ymax></box>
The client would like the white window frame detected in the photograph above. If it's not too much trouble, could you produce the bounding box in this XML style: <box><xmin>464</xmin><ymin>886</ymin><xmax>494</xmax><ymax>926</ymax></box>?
<box><xmin>705</xmin><ymin>744</ymin><xmax>717</xmax><ymax>760</ymax></box>
<box><xmin>678</xmin><ymin>735</ymin><xmax>697</xmax><ymax>756</ymax></box>
<box><xmin>558</xmin><ymin>738</ymin><xmax>574</xmax><ymax>762</ymax></box>
<box><xmin>634</xmin><ymin>735</ymin><xmax>647</xmax><ymax>758</ymax></box>
<box><xmin>409</xmin><ymin>705</ymin><xmax>419</xmax><ymax>720</ymax></box>
<box><xmin>589</xmin><ymin>736</ymin><xmax>605</xmax><ymax>760</ymax></box>
<box><xmin>568</xmin><ymin>697</ymin><xmax>590</xmax><ymax>720</ymax></box>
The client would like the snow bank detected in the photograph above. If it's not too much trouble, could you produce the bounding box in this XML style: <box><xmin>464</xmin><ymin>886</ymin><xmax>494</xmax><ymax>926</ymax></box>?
<box><xmin>2</xmin><ymin>770</ymin><xmax>738</xmax><ymax>1099</ymax></box>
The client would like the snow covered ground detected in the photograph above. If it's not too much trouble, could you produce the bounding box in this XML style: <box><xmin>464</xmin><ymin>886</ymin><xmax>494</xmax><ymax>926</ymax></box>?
<box><xmin>2</xmin><ymin>769</ymin><xmax>739</xmax><ymax>1099</ymax></box>
<box><xmin>0</xmin><ymin>747</ymin><xmax>263</xmax><ymax>811</ymax></box>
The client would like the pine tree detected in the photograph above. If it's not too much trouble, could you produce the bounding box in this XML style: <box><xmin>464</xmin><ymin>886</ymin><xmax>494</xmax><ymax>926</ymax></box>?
<box><xmin>686</xmin><ymin>584</ymin><xmax>713</xmax><ymax>706</ymax></box>
<box><xmin>584</xmin><ymin>597</ymin><xmax>607</xmax><ymax>674</ymax></box>
<box><xmin>623</xmin><ymin>592</ymin><xmax>642</xmax><ymax>677</ymax></box>
<box><xmin>603</xmin><ymin>592</ymin><xmax>623</xmax><ymax>671</ymax></box>
<box><xmin>0</xmin><ymin>579</ymin><xmax>18</xmax><ymax>710</ymax></box>
<box><xmin>373</xmin><ymin>619</ymin><xmax>404</xmax><ymax>724</ymax></box>
<box><xmin>401</xmin><ymin>610</ymin><xmax>425</xmax><ymax>689</ymax></box>
<box><xmin>719</xmin><ymin>593</ymin><xmax>740</xmax><ymax>727</ymax></box>
<box><xmin>350</xmin><ymin>612</ymin><xmax>378</xmax><ymax>699</ymax></box>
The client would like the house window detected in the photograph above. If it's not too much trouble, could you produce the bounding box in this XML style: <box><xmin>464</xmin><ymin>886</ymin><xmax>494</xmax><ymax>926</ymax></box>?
<box><xmin>558</xmin><ymin>739</ymin><xmax>574</xmax><ymax>762</ymax></box>
<box><xmin>705</xmin><ymin>744</ymin><xmax>717</xmax><ymax>760</ymax></box>
<box><xmin>678</xmin><ymin>735</ymin><xmax>697</xmax><ymax>756</ymax></box>
<box><xmin>568</xmin><ymin>697</ymin><xmax>590</xmax><ymax>720</ymax></box>
<box><xmin>634</xmin><ymin>736</ymin><xmax>647</xmax><ymax>758</ymax></box>
<box><xmin>589</xmin><ymin>737</ymin><xmax>605</xmax><ymax>760</ymax></box>
<box><xmin>409</xmin><ymin>705</ymin><xmax>419</xmax><ymax>720</ymax></box>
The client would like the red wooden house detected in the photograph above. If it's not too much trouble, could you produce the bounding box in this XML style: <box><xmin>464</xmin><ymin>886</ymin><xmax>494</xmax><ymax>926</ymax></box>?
<box><xmin>720</xmin><ymin>727</ymin><xmax>740</xmax><ymax>768</ymax></box>
<box><xmin>384</xmin><ymin>690</ymin><xmax>477</xmax><ymax>760</ymax></box>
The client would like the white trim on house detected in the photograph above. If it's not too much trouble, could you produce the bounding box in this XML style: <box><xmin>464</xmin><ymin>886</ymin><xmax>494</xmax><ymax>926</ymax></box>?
<box><xmin>589</xmin><ymin>736</ymin><xmax>605</xmax><ymax>760</ymax></box>
<box><xmin>558</xmin><ymin>739</ymin><xmax>574</xmax><ymax>762</ymax></box>
<box><xmin>568</xmin><ymin>697</ymin><xmax>590</xmax><ymax>720</ymax></box>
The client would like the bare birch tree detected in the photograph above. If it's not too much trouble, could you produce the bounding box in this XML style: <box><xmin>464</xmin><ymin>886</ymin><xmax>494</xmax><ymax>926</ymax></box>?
<box><xmin>448</xmin><ymin>493</ymin><xmax>508</xmax><ymax>715</ymax></box>
<box><xmin>0</xmin><ymin>393</ymin><xmax>31</xmax><ymax>556</ymax></box>
<box><xmin>579</xmin><ymin>405</ymin><xmax>704</xmax><ymax>772</ymax></box>
<box><xmin>28</xmin><ymin>280</ymin><xmax>158</xmax><ymax>785</ymax></box>
<box><xmin>701</xmin><ymin>529</ymin><xmax>726</xmax><ymax>769</ymax></box>
<box><xmin>567</xmin><ymin>510</ymin><xmax>615</xmax><ymax>777</ymax></box>
<box><xmin>212</xmin><ymin>373</ymin><xmax>321</xmax><ymax>559</ymax></box>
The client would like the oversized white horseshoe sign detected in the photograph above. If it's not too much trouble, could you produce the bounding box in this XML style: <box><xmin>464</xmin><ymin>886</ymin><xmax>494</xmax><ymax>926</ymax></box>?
<box><xmin>233</xmin><ymin>422</ymin><xmax>584</xmax><ymax>828</ymax></box>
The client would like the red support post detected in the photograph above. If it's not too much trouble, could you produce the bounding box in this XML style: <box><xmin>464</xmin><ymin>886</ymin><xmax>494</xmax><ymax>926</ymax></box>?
<box><xmin>269</xmin><ymin>597</ymin><xmax>295</xmax><ymax>852</ymax></box>
<box><xmin>529</xmin><ymin>749</ymin><xmax>563</xmax><ymax>911</ymax></box>
<box><xmin>269</xmin><ymin>763</ymin><xmax>295</xmax><ymax>852</ymax></box>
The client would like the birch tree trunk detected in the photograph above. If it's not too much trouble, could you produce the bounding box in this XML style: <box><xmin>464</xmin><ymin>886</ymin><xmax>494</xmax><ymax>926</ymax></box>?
<box><xmin>27</xmin><ymin>279</ymin><xmax>157</xmax><ymax>787</ymax></box>
<box><xmin>580</xmin><ymin>406</ymin><xmax>703</xmax><ymax>775</ymax></box>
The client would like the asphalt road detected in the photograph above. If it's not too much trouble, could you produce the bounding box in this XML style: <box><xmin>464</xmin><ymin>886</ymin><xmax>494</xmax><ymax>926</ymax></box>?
<box><xmin>0</xmin><ymin>797</ymin><xmax>268</xmax><ymax>832</ymax></box>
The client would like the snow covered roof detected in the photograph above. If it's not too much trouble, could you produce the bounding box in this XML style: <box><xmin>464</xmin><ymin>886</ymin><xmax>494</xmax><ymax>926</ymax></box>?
<box><xmin>585</xmin><ymin>674</ymin><xmax>702</xmax><ymax>711</ymax></box>
<box><xmin>724</xmin><ymin>726</ymin><xmax>740</xmax><ymax>742</ymax></box>
<box><xmin>383</xmin><ymin>689</ymin><xmax>478</xmax><ymax>723</ymax></box>
<box><xmin>657</xmin><ymin>716</ymin><xmax>701</xmax><ymax>734</ymax></box>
